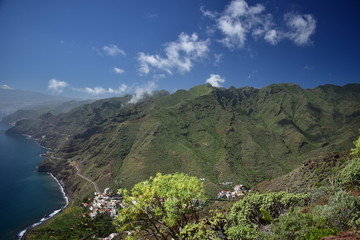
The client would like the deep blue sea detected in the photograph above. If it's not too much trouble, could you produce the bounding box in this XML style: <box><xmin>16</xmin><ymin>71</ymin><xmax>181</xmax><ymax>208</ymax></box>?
<box><xmin>0</xmin><ymin>123</ymin><xmax>66</xmax><ymax>240</ymax></box>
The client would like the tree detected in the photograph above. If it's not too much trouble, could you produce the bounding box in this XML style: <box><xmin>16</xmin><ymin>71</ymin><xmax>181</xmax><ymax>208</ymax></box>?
<box><xmin>114</xmin><ymin>173</ymin><xmax>206</xmax><ymax>239</ymax></box>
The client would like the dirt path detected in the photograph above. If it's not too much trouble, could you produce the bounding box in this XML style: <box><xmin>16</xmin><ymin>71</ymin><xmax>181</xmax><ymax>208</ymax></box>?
<box><xmin>48</xmin><ymin>155</ymin><xmax>100</xmax><ymax>193</ymax></box>
<box><xmin>69</xmin><ymin>161</ymin><xmax>100</xmax><ymax>193</ymax></box>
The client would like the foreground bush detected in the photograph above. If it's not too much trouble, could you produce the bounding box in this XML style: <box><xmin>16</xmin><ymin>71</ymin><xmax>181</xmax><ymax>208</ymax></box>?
<box><xmin>338</xmin><ymin>157</ymin><xmax>360</xmax><ymax>187</ymax></box>
<box><xmin>114</xmin><ymin>173</ymin><xmax>206</xmax><ymax>240</ymax></box>
<box><xmin>226</xmin><ymin>192</ymin><xmax>309</xmax><ymax>239</ymax></box>
<box><xmin>314</xmin><ymin>190</ymin><xmax>360</xmax><ymax>230</ymax></box>
<box><xmin>267</xmin><ymin>210</ymin><xmax>337</xmax><ymax>240</ymax></box>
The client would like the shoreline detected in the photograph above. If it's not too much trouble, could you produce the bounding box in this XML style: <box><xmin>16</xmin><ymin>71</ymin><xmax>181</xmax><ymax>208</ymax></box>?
<box><xmin>2</xmin><ymin>127</ymin><xmax>71</xmax><ymax>240</ymax></box>
<box><xmin>18</xmin><ymin>172</ymin><xmax>70</xmax><ymax>240</ymax></box>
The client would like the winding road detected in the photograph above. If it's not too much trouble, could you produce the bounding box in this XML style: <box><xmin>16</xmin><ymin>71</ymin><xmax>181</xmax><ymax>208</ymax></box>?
<box><xmin>49</xmin><ymin>155</ymin><xmax>100</xmax><ymax>193</ymax></box>
<box><xmin>70</xmin><ymin>161</ymin><xmax>100</xmax><ymax>193</ymax></box>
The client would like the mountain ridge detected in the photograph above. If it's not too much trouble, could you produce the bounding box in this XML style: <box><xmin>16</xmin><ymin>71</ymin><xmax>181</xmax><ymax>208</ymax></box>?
<box><xmin>7</xmin><ymin>83</ymin><xmax>360</xmax><ymax>200</ymax></box>
<box><xmin>0</xmin><ymin>88</ymin><xmax>72</xmax><ymax>120</ymax></box>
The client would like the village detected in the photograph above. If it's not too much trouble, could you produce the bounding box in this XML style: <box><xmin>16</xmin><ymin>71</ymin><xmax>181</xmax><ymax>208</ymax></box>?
<box><xmin>81</xmin><ymin>180</ymin><xmax>249</xmax><ymax>221</ymax></box>
<box><xmin>217</xmin><ymin>183</ymin><xmax>249</xmax><ymax>199</ymax></box>
<box><xmin>80</xmin><ymin>179</ymin><xmax>248</xmax><ymax>240</ymax></box>
<box><xmin>82</xmin><ymin>188</ymin><xmax>122</xmax><ymax>219</ymax></box>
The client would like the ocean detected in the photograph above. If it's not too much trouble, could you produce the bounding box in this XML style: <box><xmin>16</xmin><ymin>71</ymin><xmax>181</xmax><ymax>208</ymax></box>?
<box><xmin>0</xmin><ymin>123</ymin><xmax>67</xmax><ymax>240</ymax></box>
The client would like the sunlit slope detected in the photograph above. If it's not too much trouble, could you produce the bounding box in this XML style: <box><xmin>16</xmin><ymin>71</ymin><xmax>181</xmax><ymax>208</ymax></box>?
<box><xmin>8</xmin><ymin>83</ymin><xmax>360</xmax><ymax>197</ymax></box>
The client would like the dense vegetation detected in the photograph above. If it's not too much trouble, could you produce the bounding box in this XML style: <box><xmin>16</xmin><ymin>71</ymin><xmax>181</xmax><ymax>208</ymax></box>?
<box><xmin>8</xmin><ymin>83</ymin><xmax>359</xmax><ymax>239</ymax></box>
<box><xmin>26</xmin><ymin>135</ymin><xmax>360</xmax><ymax>239</ymax></box>
<box><xmin>115</xmin><ymin>173</ymin><xmax>206</xmax><ymax>239</ymax></box>
<box><xmin>113</xmin><ymin>136</ymin><xmax>360</xmax><ymax>240</ymax></box>
<box><xmin>8</xmin><ymin>83</ymin><xmax>360</xmax><ymax>200</ymax></box>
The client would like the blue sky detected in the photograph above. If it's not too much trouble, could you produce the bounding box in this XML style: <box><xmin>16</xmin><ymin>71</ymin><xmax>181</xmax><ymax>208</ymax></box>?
<box><xmin>0</xmin><ymin>0</ymin><xmax>359</xmax><ymax>99</ymax></box>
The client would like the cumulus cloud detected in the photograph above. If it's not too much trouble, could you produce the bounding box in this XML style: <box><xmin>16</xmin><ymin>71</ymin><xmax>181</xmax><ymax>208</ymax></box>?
<box><xmin>108</xmin><ymin>84</ymin><xmax>128</xmax><ymax>94</ymax></box>
<box><xmin>113</xmin><ymin>67</ymin><xmax>125</xmax><ymax>74</ymax></box>
<box><xmin>284</xmin><ymin>13</ymin><xmax>316</xmax><ymax>46</ymax></box>
<box><xmin>102</xmin><ymin>44</ymin><xmax>125</xmax><ymax>56</ymax></box>
<box><xmin>206</xmin><ymin>74</ymin><xmax>225</xmax><ymax>87</ymax></box>
<box><xmin>0</xmin><ymin>84</ymin><xmax>13</xmax><ymax>90</ymax></box>
<box><xmin>264</xmin><ymin>29</ymin><xmax>279</xmax><ymax>45</ymax></box>
<box><xmin>129</xmin><ymin>81</ymin><xmax>157</xmax><ymax>103</ymax></box>
<box><xmin>213</xmin><ymin>0</ymin><xmax>270</xmax><ymax>48</ymax></box>
<box><xmin>82</xmin><ymin>87</ymin><xmax>106</xmax><ymax>95</ymax></box>
<box><xmin>48</xmin><ymin>79</ymin><xmax>69</xmax><ymax>94</ymax></box>
<box><xmin>202</xmin><ymin>0</ymin><xmax>316</xmax><ymax>48</ymax></box>
<box><xmin>76</xmin><ymin>84</ymin><xmax>128</xmax><ymax>95</ymax></box>
<box><xmin>46</xmin><ymin>78</ymin><xmax>129</xmax><ymax>97</ymax></box>
<box><xmin>137</xmin><ymin>33</ymin><xmax>210</xmax><ymax>75</ymax></box>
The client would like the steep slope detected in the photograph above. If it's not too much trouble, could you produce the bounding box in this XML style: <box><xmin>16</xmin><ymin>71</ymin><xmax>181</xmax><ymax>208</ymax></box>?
<box><xmin>253</xmin><ymin>151</ymin><xmax>351</xmax><ymax>193</ymax></box>
<box><xmin>7</xmin><ymin>83</ymin><xmax>360</xmax><ymax>199</ymax></box>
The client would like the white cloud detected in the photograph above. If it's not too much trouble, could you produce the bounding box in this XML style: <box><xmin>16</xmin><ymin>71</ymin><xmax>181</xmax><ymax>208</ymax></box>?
<box><xmin>284</xmin><ymin>13</ymin><xmax>316</xmax><ymax>46</ymax></box>
<box><xmin>113</xmin><ymin>67</ymin><xmax>125</xmax><ymax>74</ymax></box>
<box><xmin>264</xmin><ymin>29</ymin><xmax>279</xmax><ymax>45</ymax></box>
<box><xmin>206</xmin><ymin>74</ymin><xmax>225</xmax><ymax>87</ymax></box>
<box><xmin>108</xmin><ymin>84</ymin><xmax>128</xmax><ymax>94</ymax></box>
<box><xmin>48</xmin><ymin>79</ymin><xmax>69</xmax><ymax>94</ymax></box>
<box><xmin>0</xmin><ymin>84</ymin><xmax>13</xmax><ymax>90</ymax></box>
<box><xmin>76</xmin><ymin>84</ymin><xmax>128</xmax><ymax>95</ymax></box>
<box><xmin>137</xmin><ymin>33</ymin><xmax>210</xmax><ymax>75</ymax></box>
<box><xmin>200</xmin><ymin>6</ymin><xmax>216</xmax><ymax>19</ymax></box>
<box><xmin>214</xmin><ymin>53</ymin><xmax>223</xmax><ymax>66</ymax></box>
<box><xmin>82</xmin><ymin>87</ymin><xmax>106</xmax><ymax>95</ymax></box>
<box><xmin>202</xmin><ymin>0</ymin><xmax>316</xmax><ymax>48</ymax></box>
<box><xmin>102</xmin><ymin>44</ymin><xmax>125</xmax><ymax>56</ymax></box>
<box><xmin>129</xmin><ymin>81</ymin><xmax>157</xmax><ymax>103</ymax></box>
<box><xmin>153</xmin><ymin>74</ymin><xmax>166</xmax><ymax>80</ymax></box>
<box><xmin>213</xmin><ymin>0</ymin><xmax>270</xmax><ymax>48</ymax></box>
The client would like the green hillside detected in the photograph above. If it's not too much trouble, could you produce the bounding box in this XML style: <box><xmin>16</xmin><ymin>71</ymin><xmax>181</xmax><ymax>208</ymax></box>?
<box><xmin>1</xmin><ymin>99</ymin><xmax>94</xmax><ymax>125</ymax></box>
<box><xmin>7</xmin><ymin>83</ymin><xmax>360</xmax><ymax>200</ymax></box>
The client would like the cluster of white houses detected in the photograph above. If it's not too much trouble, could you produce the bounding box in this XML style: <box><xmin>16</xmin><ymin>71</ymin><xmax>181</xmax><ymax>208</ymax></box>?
<box><xmin>80</xmin><ymin>180</ymin><xmax>248</xmax><ymax>240</ymax></box>
<box><xmin>217</xmin><ymin>184</ymin><xmax>248</xmax><ymax>199</ymax></box>
<box><xmin>82</xmin><ymin>188</ymin><xmax>122</xmax><ymax>219</ymax></box>
<box><xmin>83</xmin><ymin>182</ymin><xmax>248</xmax><ymax>219</ymax></box>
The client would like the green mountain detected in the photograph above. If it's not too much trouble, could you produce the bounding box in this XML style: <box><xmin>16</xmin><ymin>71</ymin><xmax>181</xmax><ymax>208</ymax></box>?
<box><xmin>0</xmin><ymin>88</ymin><xmax>71</xmax><ymax>120</ymax></box>
<box><xmin>7</xmin><ymin>83</ymin><xmax>360</xmax><ymax>200</ymax></box>
<box><xmin>1</xmin><ymin>99</ymin><xmax>94</xmax><ymax>125</ymax></box>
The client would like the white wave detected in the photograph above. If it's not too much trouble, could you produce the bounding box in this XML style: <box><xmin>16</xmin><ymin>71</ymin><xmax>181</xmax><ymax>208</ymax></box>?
<box><xmin>18</xmin><ymin>230</ymin><xmax>26</xmax><ymax>239</ymax></box>
<box><xmin>17</xmin><ymin>173</ymin><xmax>69</xmax><ymax>239</ymax></box>
<box><xmin>49</xmin><ymin>173</ymin><xmax>69</xmax><ymax>205</ymax></box>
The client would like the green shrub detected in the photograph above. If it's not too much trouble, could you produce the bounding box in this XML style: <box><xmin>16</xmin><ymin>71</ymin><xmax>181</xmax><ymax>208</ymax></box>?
<box><xmin>314</xmin><ymin>190</ymin><xmax>360</xmax><ymax>230</ymax></box>
<box><xmin>226</xmin><ymin>224</ymin><xmax>258</xmax><ymax>240</ymax></box>
<box><xmin>302</xmin><ymin>228</ymin><xmax>338</xmax><ymax>240</ymax></box>
<box><xmin>228</xmin><ymin>192</ymin><xmax>309</xmax><ymax>226</ymax></box>
<box><xmin>179</xmin><ymin>221</ymin><xmax>220</xmax><ymax>240</ymax></box>
<box><xmin>267</xmin><ymin>210</ymin><xmax>337</xmax><ymax>240</ymax></box>
<box><xmin>350</xmin><ymin>135</ymin><xmax>360</xmax><ymax>158</ymax></box>
<box><xmin>307</xmin><ymin>186</ymin><xmax>341</xmax><ymax>203</ymax></box>
<box><xmin>115</xmin><ymin>173</ymin><xmax>206</xmax><ymax>240</ymax></box>
<box><xmin>338</xmin><ymin>157</ymin><xmax>360</xmax><ymax>187</ymax></box>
